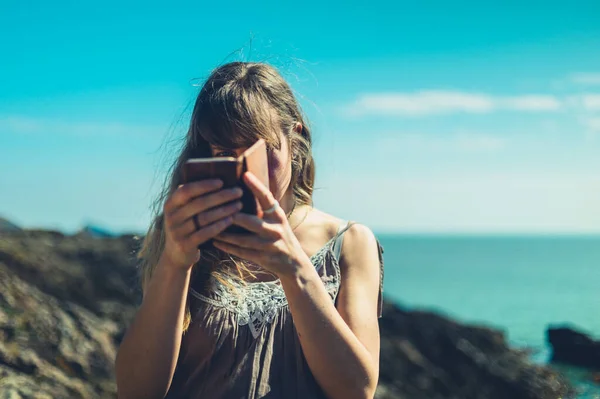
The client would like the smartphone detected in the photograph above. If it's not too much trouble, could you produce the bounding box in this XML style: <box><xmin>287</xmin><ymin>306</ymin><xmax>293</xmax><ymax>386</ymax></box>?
<box><xmin>182</xmin><ymin>139</ymin><xmax>270</xmax><ymax>247</ymax></box>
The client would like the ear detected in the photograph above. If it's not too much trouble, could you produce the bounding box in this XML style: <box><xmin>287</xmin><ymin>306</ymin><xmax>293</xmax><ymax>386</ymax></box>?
<box><xmin>293</xmin><ymin>122</ymin><xmax>303</xmax><ymax>134</ymax></box>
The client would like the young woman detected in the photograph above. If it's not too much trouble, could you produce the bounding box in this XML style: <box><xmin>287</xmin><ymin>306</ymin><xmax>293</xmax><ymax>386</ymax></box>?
<box><xmin>115</xmin><ymin>61</ymin><xmax>385</xmax><ymax>399</ymax></box>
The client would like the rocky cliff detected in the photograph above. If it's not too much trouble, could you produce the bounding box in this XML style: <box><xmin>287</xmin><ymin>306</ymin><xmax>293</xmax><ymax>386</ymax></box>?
<box><xmin>0</xmin><ymin>227</ymin><xmax>572</xmax><ymax>398</ymax></box>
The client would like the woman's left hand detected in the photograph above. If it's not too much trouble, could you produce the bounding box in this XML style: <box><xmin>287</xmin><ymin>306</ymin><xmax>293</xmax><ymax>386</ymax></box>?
<box><xmin>212</xmin><ymin>171</ymin><xmax>309</xmax><ymax>278</ymax></box>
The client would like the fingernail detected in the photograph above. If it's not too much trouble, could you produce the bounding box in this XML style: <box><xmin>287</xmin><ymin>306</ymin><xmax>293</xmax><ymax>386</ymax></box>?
<box><xmin>236</xmin><ymin>201</ymin><xmax>243</xmax><ymax>209</ymax></box>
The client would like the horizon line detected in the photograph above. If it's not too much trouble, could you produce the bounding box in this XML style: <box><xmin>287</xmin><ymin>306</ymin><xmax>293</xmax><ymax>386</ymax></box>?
<box><xmin>4</xmin><ymin>225</ymin><xmax>600</xmax><ymax>239</ymax></box>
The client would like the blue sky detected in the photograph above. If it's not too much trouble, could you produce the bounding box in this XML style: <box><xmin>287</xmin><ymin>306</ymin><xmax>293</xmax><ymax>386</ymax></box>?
<box><xmin>1</xmin><ymin>0</ymin><xmax>600</xmax><ymax>234</ymax></box>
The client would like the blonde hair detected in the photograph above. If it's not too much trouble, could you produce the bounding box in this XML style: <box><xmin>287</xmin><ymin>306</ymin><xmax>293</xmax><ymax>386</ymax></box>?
<box><xmin>137</xmin><ymin>62</ymin><xmax>315</xmax><ymax>332</ymax></box>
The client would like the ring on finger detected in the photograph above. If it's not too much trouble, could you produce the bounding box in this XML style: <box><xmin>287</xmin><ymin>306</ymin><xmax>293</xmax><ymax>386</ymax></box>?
<box><xmin>193</xmin><ymin>214</ymin><xmax>201</xmax><ymax>231</ymax></box>
<box><xmin>263</xmin><ymin>201</ymin><xmax>280</xmax><ymax>215</ymax></box>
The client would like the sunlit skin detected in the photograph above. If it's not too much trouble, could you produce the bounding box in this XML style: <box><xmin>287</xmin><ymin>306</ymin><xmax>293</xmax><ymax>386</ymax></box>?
<box><xmin>209</xmin><ymin>127</ymin><xmax>295</xmax><ymax>218</ymax></box>
<box><xmin>116</xmin><ymin>124</ymin><xmax>383</xmax><ymax>399</ymax></box>
<box><xmin>206</xmin><ymin>125</ymin><xmax>383</xmax><ymax>399</ymax></box>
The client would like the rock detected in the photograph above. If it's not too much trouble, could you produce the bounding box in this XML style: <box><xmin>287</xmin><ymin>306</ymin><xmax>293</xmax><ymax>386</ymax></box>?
<box><xmin>0</xmin><ymin>217</ymin><xmax>21</xmax><ymax>233</ymax></box>
<box><xmin>548</xmin><ymin>325</ymin><xmax>600</xmax><ymax>370</ymax></box>
<box><xmin>0</xmin><ymin>229</ymin><xmax>141</xmax><ymax>398</ymax></box>
<box><xmin>375</xmin><ymin>303</ymin><xmax>572</xmax><ymax>399</ymax></box>
<box><xmin>76</xmin><ymin>224</ymin><xmax>119</xmax><ymax>238</ymax></box>
<box><xmin>0</xmin><ymin>228</ymin><xmax>573</xmax><ymax>398</ymax></box>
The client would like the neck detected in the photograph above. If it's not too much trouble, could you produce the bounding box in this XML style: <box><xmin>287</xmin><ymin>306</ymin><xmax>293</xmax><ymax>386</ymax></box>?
<box><xmin>280</xmin><ymin>186</ymin><xmax>296</xmax><ymax>218</ymax></box>
<box><xmin>279</xmin><ymin>186</ymin><xmax>311</xmax><ymax>232</ymax></box>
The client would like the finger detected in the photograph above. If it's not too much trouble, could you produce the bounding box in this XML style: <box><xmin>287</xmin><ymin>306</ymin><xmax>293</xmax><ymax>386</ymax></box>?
<box><xmin>215</xmin><ymin>232</ymin><xmax>272</xmax><ymax>250</ymax></box>
<box><xmin>170</xmin><ymin>187</ymin><xmax>243</xmax><ymax>226</ymax></box>
<box><xmin>231</xmin><ymin>213</ymin><xmax>281</xmax><ymax>238</ymax></box>
<box><xmin>212</xmin><ymin>239</ymin><xmax>261</xmax><ymax>261</ymax></box>
<box><xmin>177</xmin><ymin>201</ymin><xmax>243</xmax><ymax>236</ymax></box>
<box><xmin>186</xmin><ymin>216</ymin><xmax>234</xmax><ymax>248</ymax></box>
<box><xmin>243</xmin><ymin>172</ymin><xmax>284</xmax><ymax>220</ymax></box>
<box><xmin>165</xmin><ymin>179</ymin><xmax>223</xmax><ymax>213</ymax></box>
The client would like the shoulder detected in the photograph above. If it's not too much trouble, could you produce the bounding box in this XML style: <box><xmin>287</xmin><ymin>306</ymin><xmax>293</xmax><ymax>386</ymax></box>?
<box><xmin>299</xmin><ymin>207</ymin><xmax>380</xmax><ymax>264</ymax></box>
<box><xmin>295</xmin><ymin>207</ymin><xmax>382</xmax><ymax>270</ymax></box>
<box><xmin>294</xmin><ymin>207</ymin><xmax>343</xmax><ymax>250</ymax></box>
<box><xmin>302</xmin><ymin>207</ymin><xmax>342</xmax><ymax>232</ymax></box>
<box><xmin>339</xmin><ymin>223</ymin><xmax>380</xmax><ymax>270</ymax></box>
<box><xmin>299</xmin><ymin>207</ymin><xmax>378</xmax><ymax>242</ymax></box>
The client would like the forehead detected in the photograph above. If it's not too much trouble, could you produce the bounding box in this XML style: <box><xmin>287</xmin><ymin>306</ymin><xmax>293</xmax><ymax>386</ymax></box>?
<box><xmin>205</xmin><ymin>128</ymin><xmax>283</xmax><ymax>150</ymax></box>
<box><xmin>194</xmin><ymin>101</ymin><xmax>283</xmax><ymax>150</ymax></box>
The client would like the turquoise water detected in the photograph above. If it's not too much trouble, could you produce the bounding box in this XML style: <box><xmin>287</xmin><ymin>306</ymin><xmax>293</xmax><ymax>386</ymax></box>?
<box><xmin>378</xmin><ymin>235</ymin><xmax>600</xmax><ymax>398</ymax></box>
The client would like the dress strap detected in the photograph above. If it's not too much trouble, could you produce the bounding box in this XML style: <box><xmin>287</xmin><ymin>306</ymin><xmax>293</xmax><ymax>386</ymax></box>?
<box><xmin>331</xmin><ymin>220</ymin><xmax>355</xmax><ymax>263</ymax></box>
<box><xmin>330</xmin><ymin>220</ymin><xmax>385</xmax><ymax>319</ymax></box>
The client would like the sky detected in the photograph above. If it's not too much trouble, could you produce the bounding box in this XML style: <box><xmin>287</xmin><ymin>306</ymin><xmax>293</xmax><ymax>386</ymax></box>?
<box><xmin>1</xmin><ymin>0</ymin><xmax>600</xmax><ymax>234</ymax></box>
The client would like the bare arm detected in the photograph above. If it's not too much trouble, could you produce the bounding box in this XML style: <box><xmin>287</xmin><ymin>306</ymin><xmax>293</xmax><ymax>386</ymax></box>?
<box><xmin>279</xmin><ymin>224</ymin><xmax>382</xmax><ymax>399</ymax></box>
<box><xmin>115</xmin><ymin>257</ymin><xmax>191</xmax><ymax>399</ymax></box>
<box><xmin>211</xmin><ymin>173</ymin><xmax>382</xmax><ymax>399</ymax></box>
<box><xmin>114</xmin><ymin>179</ymin><xmax>242</xmax><ymax>398</ymax></box>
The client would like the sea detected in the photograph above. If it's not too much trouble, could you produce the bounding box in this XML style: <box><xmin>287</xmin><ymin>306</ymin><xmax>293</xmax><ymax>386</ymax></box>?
<box><xmin>378</xmin><ymin>234</ymin><xmax>600</xmax><ymax>399</ymax></box>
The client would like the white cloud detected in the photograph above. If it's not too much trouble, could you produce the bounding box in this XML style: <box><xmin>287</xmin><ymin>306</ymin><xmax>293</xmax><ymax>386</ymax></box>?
<box><xmin>580</xmin><ymin>95</ymin><xmax>600</xmax><ymax>111</ymax></box>
<box><xmin>346</xmin><ymin>91</ymin><xmax>494</xmax><ymax>116</ymax></box>
<box><xmin>0</xmin><ymin>115</ymin><xmax>166</xmax><ymax>137</ymax></box>
<box><xmin>315</xmin><ymin>174</ymin><xmax>600</xmax><ymax>233</ymax></box>
<box><xmin>343</xmin><ymin>91</ymin><xmax>562</xmax><ymax>117</ymax></box>
<box><xmin>454</xmin><ymin>133</ymin><xmax>507</xmax><ymax>152</ymax></box>
<box><xmin>570</xmin><ymin>73</ymin><xmax>600</xmax><ymax>86</ymax></box>
<box><xmin>582</xmin><ymin>117</ymin><xmax>600</xmax><ymax>142</ymax></box>
<box><xmin>566</xmin><ymin>94</ymin><xmax>600</xmax><ymax>112</ymax></box>
<box><xmin>583</xmin><ymin>117</ymin><xmax>600</xmax><ymax>132</ymax></box>
<box><xmin>500</xmin><ymin>96</ymin><xmax>561</xmax><ymax>111</ymax></box>
<box><xmin>373</xmin><ymin>132</ymin><xmax>508</xmax><ymax>153</ymax></box>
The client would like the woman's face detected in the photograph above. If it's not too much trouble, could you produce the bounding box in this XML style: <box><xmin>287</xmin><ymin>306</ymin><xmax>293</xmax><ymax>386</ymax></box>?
<box><xmin>210</xmin><ymin>131</ymin><xmax>292</xmax><ymax>201</ymax></box>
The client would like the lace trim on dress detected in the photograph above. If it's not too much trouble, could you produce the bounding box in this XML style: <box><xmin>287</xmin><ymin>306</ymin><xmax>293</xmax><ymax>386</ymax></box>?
<box><xmin>188</xmin><ymin>238</ymin><xmax>341</xmax><ymax>339</ymax></box>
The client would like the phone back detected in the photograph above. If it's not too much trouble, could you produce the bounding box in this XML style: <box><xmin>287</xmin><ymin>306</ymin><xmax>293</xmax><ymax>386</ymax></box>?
<box><xmin>182</xmin><ymin>159</ymin><xmax>241</xmax><ymax>189</ymax></box>
<box><xmin>181</xmin><ymin>139</ymin><xmax>270</xmax><ymax>247</ymax></box>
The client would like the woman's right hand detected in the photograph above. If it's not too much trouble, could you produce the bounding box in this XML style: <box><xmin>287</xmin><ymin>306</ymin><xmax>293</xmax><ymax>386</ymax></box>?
<box><xmin>160</xmin><ymin>179</ymin><xmax>243</xmax><ymax>271</ymax></box>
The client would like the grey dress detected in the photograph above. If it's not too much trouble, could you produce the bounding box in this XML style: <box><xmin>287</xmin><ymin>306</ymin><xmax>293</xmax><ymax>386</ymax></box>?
<box><xmin>165</xmin><ymin>221</ymin><xmax>385</xmax><ymax>399</ymax></box>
